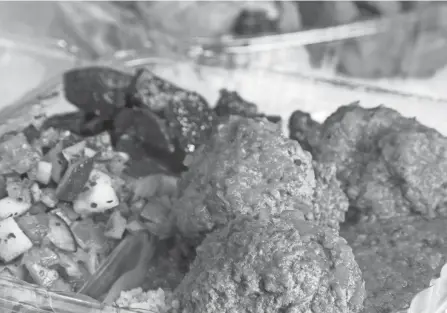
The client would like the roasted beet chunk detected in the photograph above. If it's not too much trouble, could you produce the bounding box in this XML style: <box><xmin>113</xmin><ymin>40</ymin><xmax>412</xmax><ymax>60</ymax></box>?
<box><xmin>80</xmin><ymin>114</ymin><xmax>114</xmax><ymax>137</ymax></box>
<box><xmin>42</xmin><ymin>112</ymin><xmax>113</xmax><ymax>137</ymax></box>
<box><xmin>214</xmin><ymin>89</ymin><xmax>259</xmax><ymax>117</ymax></box>
<box><xmin>115</xmin><ymin>132</ymin><xmax>182</xmax><ymax>176</ymax></box>
<box><xmin>133</xmin><ymin>108</ymin><xmax>175</xmax><ymax>154</ymax></box>
<box><xmin>215</xmin><ymin>89</ymin><xmax>281</xmax><ymax>124</ymax></box>
<box><xmin>127</xmin><ymin>68</ymin><xmax>182</xmax><ymax>113</ymax></box>
<box><xmin>56</xmin><ymin>157</ymin><xmax>94</xmax><ymax>202</ymax></box>
<box><xmin>126</xmin><ymin>68</ymin><xmax>216</xmax><ymax>153</ymax></box>
<box><xmin>111</xmin><ymin>108</ymin><xmax>134</xmax><ymax>147</ymax></box>
<box><xmin>164</xmin><ymin>91</ymin><xmax>215</xmax><ymax>154</ymax></box>
<box><xmin>64</xmin><ymin>67</ymin><xmax>132</xmax><ymax>119</ymax></box>
<box><xmin>113</xmin><ymin>108</ymin><xmax>174</xmax><ymax>154</ymax></box>
<box><xmin>42</xmin><ymin>112</ymin><xmax>86</xmax><ymax>135</ymax></box>
<box><xmin>113</xmin><ymin>108</ymin><xmax>183</xmax><ymax>174</ymax></box>
<box><xmin>22</xmin><ymin>124</ymin><xmax>41</xmax><ymax>144</ymax></box>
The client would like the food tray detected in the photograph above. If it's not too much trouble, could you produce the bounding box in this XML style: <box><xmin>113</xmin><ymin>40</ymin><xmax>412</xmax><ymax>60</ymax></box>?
<box><xmin>0</xmin><ymin>30</ymin><xmax>81</xmax><ymax>110</ymax></box>
<box><xmin>188</xmin><ymin>2</ymin><xmax>447</xmax><ymax>99</ymax></box>
<box><xmin>2</xmin><ymin>53</ymin><xmax>447</xmax><ymax>313</ymax></box>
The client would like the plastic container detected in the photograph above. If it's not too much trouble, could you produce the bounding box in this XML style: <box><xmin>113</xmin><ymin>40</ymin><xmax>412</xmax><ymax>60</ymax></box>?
<box><xmin>186</xmin><ymin>2</ymin><xmax>447</xmax><ymax>99</ymax></box>
<box><xmin>0</xmin><ymin>31</ymin><xmax>80</xmax><ymax>110</ymax></box>
<box><xmin>2</xmin><ymin>52</ymin><xmax>447</xmax><ymax>313</ymax></box>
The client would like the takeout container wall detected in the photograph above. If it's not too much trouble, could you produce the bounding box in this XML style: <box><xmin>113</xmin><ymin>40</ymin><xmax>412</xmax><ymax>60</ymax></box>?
<box><xmin>0</xmin><ymin>31</ymin><xmax>77</xmax><ymax>110</ymax></box>
<box><xmin>191</xmin><ymin>3</ymin><xmax>447</xmax><ymax>99</ymax></box>
<box><xmin>2</xmin><ymin>51</ymin><xmax>447</xmax><ymax>312</ymax></box>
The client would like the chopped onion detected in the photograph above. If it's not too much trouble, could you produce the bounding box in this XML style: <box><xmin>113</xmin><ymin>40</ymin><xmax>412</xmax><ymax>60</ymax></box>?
<box><xmin>0</xmin><ymin>197</ymin><xmax>32</xmax><ymax>220</ymax></box>
<box><xmin>30</xmin><ymin>182</ymin><xmax>42</xmax><ymax>202</ymax></box>
<box><xmin>126</xmin><ymin>219</ymin><xmax>146</xmax><ymax>233</ymax></box>
<box><xmin>73</xmin><ymin>173</ymin><xmax>119</xmax><ymax>216</ymax></box>
<box><xmin>25</xmin><ymin>262</ymin><xmax>59</xmax><ymax>288</ymax></box>
<box><xmin>84</xmin><ymin>147</ymin><xmax>97</xmax><ymax>158</ymax></box>
<box><xmin>35</xmin><ymin>161</ymin><xmax>53</xmax><ymax>185</ymax></box>
<box><xmin>0</xmin><ymin>217</ymin><xmax>33</xmax><ymax>262</ymax></box>
<box><xmin>88</xmin><ymin>169</ymin><xmax>113</xmax><ymax>186</ymax></box>
<box><xmin>40</xmin><ymin>188</ymin><xmax>58</xmax><ymax>208</ymax></box>
<box><xmin>55</xmin><ymin>157</ymin><xmax>94</xmax><ymax>202</ymax></box>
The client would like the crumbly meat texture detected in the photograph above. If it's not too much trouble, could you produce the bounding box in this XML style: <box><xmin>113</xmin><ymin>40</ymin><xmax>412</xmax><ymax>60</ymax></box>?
<box><xmin>340</xmin><ymin>215</ymin><xmax>447</xmax><ymax>313</ymax></box>
<box><xmin>172</xmin><ymin>217</ymin><xmax>365</xmax><ymax>313</ymax></box>
<box><xmin>214</xmin><ymin>90</ymin><xmax>281</xmax><ymax>124</ymax></box>
<box><xmin>289</xmin><ymin>104</ymin><xmax>447</xmax><ymax>219</ymax></box>
<box><xmin>312</xmin><ymin>162</ymin><xmax>349</xmax><ymax>230</ymax></box>
<box><xmin>288</xmin><ymin>109</ymin><xmax>321</xmax><ymax>153</ymax></box>
<box><xmin>214</xmin><ymin>89</ymin><xmax>260</xmax><ymax>118</ymax></box>
<box><xmin>173</xmin><ymin>116</ymin><xmax>318</xmax><ymax>239</ymax></box>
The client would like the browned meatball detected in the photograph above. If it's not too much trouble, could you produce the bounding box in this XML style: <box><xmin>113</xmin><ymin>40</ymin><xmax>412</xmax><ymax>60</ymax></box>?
<box><xmin>173</xmin><ymin>116</ymin><xmax>347</xmax><ymax>240</ymax></box>
<box><xmin>341</xmin><ymin>215</ymin><xmax>447</xmax><ymax>313</ymax></box>
<box><xmin>172</xmin><ymin>216</ymin><xmax>365</xmax><ymax>313</ymax></box>
<box><xmin>290</xmin><ymin>104</ymin><xmax>447</xmax><ymax>220</ymax></box>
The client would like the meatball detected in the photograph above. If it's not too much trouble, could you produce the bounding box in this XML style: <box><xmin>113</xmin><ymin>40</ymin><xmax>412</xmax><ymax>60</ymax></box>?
<box><xmin>289</xmin><ymin>104</ymin><xmax>447</xmax><ymax>220</ymax></box>
<box><xmin>173</xmin><ymin>116</ymin><xmax>317</xmax><ymax>239</ymax></box>
<box><xmin>340</xmin><ymin>215</ymin><xmax>447</xmax><ymax>313</ymax></box>
<box><xmin>172</xmin><ymin>216</ymin><xmax>365</xmax><ymax>313</ymax></box>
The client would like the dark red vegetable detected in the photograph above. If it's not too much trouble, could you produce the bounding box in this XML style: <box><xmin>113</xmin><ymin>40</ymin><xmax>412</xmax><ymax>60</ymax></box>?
<box><xmin>214</xmin><ymin>89</ymin><xmax>259</xmax><ymax>117</ymax></box>
<box><xmin>42</xmin><ymin>112</ymin><xmax>86</xmax><ymax>135</ymax></box>
<box><xmin>127</xmin><ymin>68</ymin><xmax>185</xmax><ymax>113</ymax></box>
<box><xmin>56</xmin><ymin>157</ymin><xmax>94</xmax><ymax>202</ymax></box>
<box><xmin>63</xmin><ymin>67</ymin><xmax>132</xmax><ymax>119</ymax></box>
<box><xmin>214</xmin><ymin>89</ymin><xmax>281</xmax><ymax>124</ymax></box>
<box><xmin>113</xmin><ymin>107</ymin><xmax>175</xmax><ymax>154</ymax></box>
<box><xmin>164</xmin><ymin>91</ymin><xmax>216</xmax><ymax>154</ymax></box>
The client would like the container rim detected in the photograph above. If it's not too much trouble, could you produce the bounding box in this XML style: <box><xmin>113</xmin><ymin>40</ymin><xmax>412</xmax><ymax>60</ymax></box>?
<box><xmin>108</xmin><ymin>50</ymin><xmax>447</xmax><ymax>104</ymax></box>
<box><xmin>0</xmin><ymin>275</ymin><xmax>138</xmax><ymax>313</ymax></box>
<box><xmin>187</xmin><ymin>5</ymin><xmax>430</xmax><ymax>54</ymax></box>
<box><xmin>0</xmin><ymin>30</ymin><xmax>83</xmax><ymax>62</ymax></box>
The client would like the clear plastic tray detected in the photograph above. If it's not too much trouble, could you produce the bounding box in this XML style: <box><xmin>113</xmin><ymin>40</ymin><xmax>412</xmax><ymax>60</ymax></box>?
<box><xmin>0</xmin><ymin>30</ymin><xmax>80</xmax><ymax>110</ymax></box>
<box><xmin>2</xmin><ymin>52</ymin><xmax>447</xmax><ymax>313</ymax></box>
<box><xmin>187</xmin><ymin>2</ymin><xmax>447</xmax><ymax>99</ymax></box>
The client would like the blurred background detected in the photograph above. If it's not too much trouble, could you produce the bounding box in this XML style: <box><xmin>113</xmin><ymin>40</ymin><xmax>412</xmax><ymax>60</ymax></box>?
<box><xmin>2</xmin><ymin>1</ymin><xmax>447</xmax><ymax>108</ymax></box>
